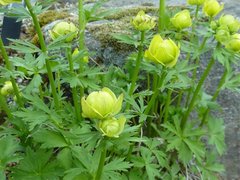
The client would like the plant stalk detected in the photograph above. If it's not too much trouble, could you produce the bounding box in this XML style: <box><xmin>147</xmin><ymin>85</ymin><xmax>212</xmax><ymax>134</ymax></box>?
<box><xmin>126</xmin><ymin>31</ymin><xmax>145</xmax><ymax>110</ymax></box>
<box><xmin>0</xmin><ymin>93</ymin><xmax>13</xmax><ymax>119</ymax></box>
<box><xmin>66</xmin><ymin>48</ymin><xmax>82</xmax><ymax>122</ymax></box>
<box><xmin>164</xmin><ymin>89</ymin><xmax>173</xmax><ymax>123</ymax></box>
<box><xmin>95</xmin><ymin>143</ymin><xmax>107</xmax><ymax>180</ymax></box>
<box><xmin>181</xmin><ymin>56</ymin><xmax>215</xmax><ymax>129</ymax></box>
<box><xmin>24</xmin><ymin>0</ymin><xmax>60</xmax><ymax>109</ymax></box>
<box><xmin>0</xmin><ymin>38</ymin><xmax>23</xmax><ymax>107</ymax></box>
<box><xmin>159</xmin><ymin>0</ymin><xmax>166</xmax><ymax>32</ymax></box>
<box><xmin>78</xmin><ymin>0</ymin><xmax>85</xmax><ymax>99</ymax></box>
<box><xmin>200</xmin><ymin>68</ymin><xmax>228</xmax><ymax>126</ymax></box>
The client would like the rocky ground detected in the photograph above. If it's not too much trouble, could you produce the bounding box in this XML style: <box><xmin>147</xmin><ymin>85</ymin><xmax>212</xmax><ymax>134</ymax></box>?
<box><xmin>0</xmin><ymin>0</ymin><xmax>240</xmax><ymax>179</ymax></box>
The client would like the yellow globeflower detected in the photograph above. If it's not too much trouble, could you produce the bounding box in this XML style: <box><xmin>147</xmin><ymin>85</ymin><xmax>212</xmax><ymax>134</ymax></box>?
<box><xmin>131</xmin><ymin>10</ymin><xmax>156</xmax><ymax>31</ymax></box>
<box><xmin>81</xmin><ymin>87</ymin><xmax>123</xmax><ymax>120</ymax></box>
<box><xmin>1</xmin><ymin>81</ymin><xmax>13</xmax><ymax>96</ymax></box>
<box><xmin>98</xmin><ymin>116</ymin><xmax>126</xmax><ymax>138</ymax></box>
<box><xmin>0</xmin><ymin>0</ymin><xmax>21</xmax><ymax>5</ymax></box>
<box><xmin>225</xmin><ymin>34</ymin><xmax>240</xmax><ymax>53</ymax></box>
<box><xmin>144</xmin><ymin>35</ymin><xmax>180</xmax><ymax>68</ymax></box>
<box><xmin>171</xmin><ymin>10</ymin><xmax>192</xmax><ymax>30</ymax></box>
<box><xmin>49</xmin><ymin>21</ymin><xmax>78</xmax><ymax>42</ymax></box>
<box><xmin>187</xmin><ymin>0</ymin><xmax>205</xmax><ymax>5</ymax></box>
<box><xmin>215</xmin><ymin>26</ymin><xmax>230</xmax><ymax>44</ymax></box>
<box><xmin>219</xmin><ymin>15</ymin><xmax>240</xmax><ymax>33</ymax></box>
<box><xmin>203</xmin><ymin>0</ymin><xmax>224</xmax><ymax>17</ymax></box>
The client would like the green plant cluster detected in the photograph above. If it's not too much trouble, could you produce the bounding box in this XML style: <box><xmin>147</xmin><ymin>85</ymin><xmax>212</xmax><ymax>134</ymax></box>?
<box><xmin>0</xmin><ymin>0</ymin><xmax>240</xmax><ymax>179</ymax></box>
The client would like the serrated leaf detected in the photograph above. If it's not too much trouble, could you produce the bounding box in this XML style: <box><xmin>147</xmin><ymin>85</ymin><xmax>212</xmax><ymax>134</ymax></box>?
<box><xmin>12</xmin><ymin>148</ymin><xmax>62</xmax><ymax>180</ymax></box>
<box><xmin>14</xmin><ymin>109</ymin><xmax>49</xmax><ymax>131</ymax></box>
<box><xmin>207</xmin><ymin>118</ymin><xmax>226</xmax><ymax>155</ymax></box>
<box><xmin>33</xmin><ymin>129</ymin><xmax>68</xmax><ymax>148</ymax></box>
<box><xmin>104</xmin><ymin>158</ymin><xmax>132</xmax><ymax>172</ymax></box>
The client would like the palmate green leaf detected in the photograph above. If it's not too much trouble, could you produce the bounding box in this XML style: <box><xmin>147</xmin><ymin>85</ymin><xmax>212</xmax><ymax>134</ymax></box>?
<box><xmin>184</xmin><ymin>138</ymin><xmax>205</xmax><ymax>160</ymax></box>
<box><xmin>33</xmin><ymin>129</ymin><xmax>69</xmax><ymax>148</ymax></box>
<box><xmin>140</xmin><ymin>147</ymin><xmax>160</xmax><ymax>180</ymax></box>
<box><xmin>112</xmin><ymin>33</ymin><xmax>138</xmax><ymax>46</ymax></box>
<box><xmin>8</xmin><ymin>39</ymin><xmax>41</xmax><ymax>53</ymax></box>
<box><xmin>207</xmin><ymin>118</ymin><xmax>226</xmax><ymax>155</ymax></box>
<box><xmin>0</xmin><ymin>136</ymin><xmax>21</xmax><ymax>180</ymax></box>
<box><xmin>222</xmin><ymin>71</ymin><xmax>240</xmax><ymax>93</ymax></box>
<box><xmin>12</xmin><ymin>148</ymin><xmax>62</xmax><ymax>180</ymax></box>
<box><xmin>104</xmin><ymin>158</ymin><xmax>133</xmax><ymax>172</ymax></box>
<box><xmin>57</xmin><ymin>148</ymin><xmax>72</xmax><ymax>169</ymax></box>
<box><xmin>24</xmin><ymin>74</ymin><xmax>42</xmax><ymax>94</ymax></box>
<box><xmin>13</xmin><ymin>109</ymin><xmax>49</xmax><ymax>131</ymax></box>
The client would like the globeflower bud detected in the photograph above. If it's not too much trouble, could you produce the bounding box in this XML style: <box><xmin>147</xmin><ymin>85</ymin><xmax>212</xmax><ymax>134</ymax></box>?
<box><xmin>72</xmin><ymin>48</ymin><xmax>89</xmax><ymax>63</ymax></box>
<box><xmin>98</xmin><ymin>116</ymin><xmax>126</xmax><ymax>138</ymax></box>
<box><xmin>131</xmin><ymin>11</ymin><xmax>156</xmax><ymax>31</ymax></box>
<box><xmin>1</xmin><ymin>81</ymin><xmax>13</xmax><ymax>96</ymax></box>
<box><xmin>187</xmin><ymin>0</ymin><xmax>205</xmax><ymax>5</ymax></box>
<box><xmin>49</xmin><ymin>21</ymin><xmax>78</xmax><ymax>42</ymax></box>
<box><xmin>225</xmin><ymin>34</ymin><xmax>240</xmax><ymax>53</ymax></box>
<box><xmin>219</xmin><ymin>15</ymin><xmax>240</xmax><ymax>33</ymax></box>
<box><xmin>0</xmin><ymin>0</ymin><xmax>21</xmax><ymax>5</ymax></box>
<box><xmin>171</xmin><ymin>10</ymin><xmax>192</xmax><ymax>30</ymax></box>
<box><xmin>215</xmin><ymin>26</ymin><xmax>230</xmax><ymax>44</ymax></box>
<box><xmin>144</xmin><ymin>35</ymin><xmax>180</xmax><ymax>68</ymax></box>
<box><xmin>210</xmin><ymin>21</ymin><xmax>218</xmax><ymax>30</ymax></box>
<box><xmin>203</xmin><ymin>0</ymin><xmax>224</xmax><ymax>17</ymax></box>
<box><xmin>81</xmin><ymin>87</ymin><xmax>123</xmax><ymax>120</ymax></box>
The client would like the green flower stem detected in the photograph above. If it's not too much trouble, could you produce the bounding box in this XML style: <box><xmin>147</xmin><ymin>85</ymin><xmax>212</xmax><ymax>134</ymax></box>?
<box><xmin>66</xmin><ymin>48</ymin><xmax>82</xmax><ymax>122</ymax></box>
<box><xmin>195</xmin><ymin>5</ymin><xmax>200</xmax><ymax>20</ymax></box>
<box><xmin>177</xmin><ymin>90</ymin><xmax>183</xmax><ymax>107</ymax></box>
<box><xmin>193</xmin><ymin>36</ymin><xmax>208</xmax><ymax>80</ymax></box>
<box><xmin>0</xmin><ymin>38</ymin><xmax>23</xmax><ymax>107</ymax></box>
<box><xmin>126</xmin><ymin>31</ymin><xmax>145</xmax><ymax>109</ymax></box>
<box><xmin>181</xmin><ymin>56</ymin><xmax>215</xmax><ymax>129</ymax></box>
<box><xmin>200</xmin><ymin>68</ymin><xmax>228</xmax><ymax>126</ymax></box>
<box><xmin>95</xmin><ymin>142</ymin><xmax>107</xmax><ymax>180</ymax></box>
<box><xmin>185</xmin><ymin>36</ymin><xmax>209</xmax><ymax>108</ymax></box>
<box><xmin>145</xmin><ymin>70</ymin><xmax>166</xmax><ymax>115</ymax></box>
<box><xmin>24</xmin><ymin>0</ymin><xmax>60</xmax><ymax>109</ymax></box>
<box><xmin>0</xmin><ymin>93</ymin><xmax>13</xmax><ymax>119</ymax></box>
<box><xmin>159</xmin><ymin>0</ymin><xmax>166</xmax><ymax>32</ymax></box>
<box><xmin>164</xmin><ymin>89</ymin><xmax>173</xmax><ymax>123</ymax></box>
<box><xmin>78</xmin><ymin>0</ymin><xmax>85</xmax><ymax>99</ymax></box>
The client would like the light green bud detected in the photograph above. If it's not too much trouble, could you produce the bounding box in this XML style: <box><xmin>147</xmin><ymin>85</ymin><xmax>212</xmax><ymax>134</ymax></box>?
<box><xmin>187</xmin><ymin>0</ymin><xmax>205</xmax><ymax>5</ymax></box>
<box><xmin>171</xmin><ymin>10</ymin><xmax>192</xmax><ymax>30</ymax></box>
<box><xmin>219</xmin><ymin>15</ymin><xmax>240</xmax><ymax>33</ymax></box>
<box><xmin>98</xmin><ymin>116</ymin><xmax>126</xmax><ymax>138</ymax></box>
<box><xmin>0</xmin><ymin>0</ymin><xmax>21</xmax><ymax>5</ymax></box>
<box><xmin>49</xmin><ymin>21</ymin><xmax>78</xmax><ymax>42</ymax></box>
<box><xmin>1</xmin><ymin>81</ymin><xmax>14</xmax><ymax>96</ymax></box>
<box><xmin>215</xmin><ymin>26</ymin><xmax>230</xmax><ymax>44</ymax></box>
<box><xmin>203</xmin><ymin>0</ymin><xmax>224</xmax><ymax>17</ymax></box>
<box><xmin>225</xmin><ymin>34</ymin><xmax>240</xmax><ymax>53</ymax></box>
<box><xmin>81</xmin><ymin>87</ymin><xmax>123</xmax><ymax>120</ymax></box>
<box><xmin>131</xmin><ymin>10</ymin><xmax>156</xmax><ymax>31</ymax></box>
<box><xmin>144</xmin><ymin>35</ymin><xmax>180</xmax><ymax>68</ymax></box>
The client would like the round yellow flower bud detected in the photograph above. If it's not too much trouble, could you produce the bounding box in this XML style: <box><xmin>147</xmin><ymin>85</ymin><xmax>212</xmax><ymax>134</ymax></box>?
<box><xmin>0</xmin><ymin>0</ymin><xmax>21</xmax><ymax>5</ymax></box>
<box><xmin>1</xmin><ymin>81</ymin><xmax>14</xmax><ymax>96</ymax></box>
<box><xmin>131</xmin><ymin>11</ymin><xmax>156</xmax><ymax>31</ymax></box>
<box><xmin>144</xmin><ymin>35</ymin><xmax>180</xmax><ymax>68</ymax></box>
<box><xmin>49</xmin><ymin>21</ymin><xmax>78</xmax><ymax>42</ymax></box>
<box><xmin>187</xmin><ymin>0</ymin><xmax>205</xmax><ymax>5</ymax></box>
<box><xmin>219</xmin><ymin>15</ymin><xmax>240</xmax><ymax>33</ymax></box>
<box><xmin>215</xmin><ymin>26</ymin><xmax>230</xmax><ymax>44</ymax></box>
<box><xmin>225</xmin><ymin>34</ymin><xmax>240</xmax><ymax>53</ymax></box>
<box><xmin>72</xmin><ymin>48</ymin><xmax>89</xmax><ymax>63</ymax></box>
<box><xmin>171</xmin><ymin>10</ymin><xmax>192</xmax><ymax>30</ymax></box>
<box><xmin>81</xmin><ymin>87</ymin><xmax>123</xmax><ymax>120</ymax></box>
<box><xmin>98</xmin><ymin>116</ymin><xmax>126</xmax><ymax>138</ymax></box>
<box><xmin>203</xmin><ymin>0</ymin><xmax>224</xmax><ymax>17</ymax></box>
